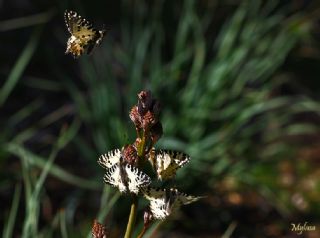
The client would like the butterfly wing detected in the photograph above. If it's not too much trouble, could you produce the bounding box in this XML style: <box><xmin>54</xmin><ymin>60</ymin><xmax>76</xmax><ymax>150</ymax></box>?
<box><xmin>65</xmin><ymin>10</ymin><xmax>96</xmax><ymax>39</ymax></box>
<box><xmin>64</xmin><ymin>10</ymin><xmax>105</xmax><ymax>57</ymax></box>
<box><xmin>142</xmin><ymin>187</ymin><xmax>168</xmax><ymax>219</ymax></box>
<box><xmin>142</xmin><ymin>187</ymin><xmax>164</xmax><ymax>200</ymax></box>
<box><xmin>103</xmin><ymin>164</ymin><xmax>128</xmax><ymax>193</ymax></box>
<box><xmin>142</xmin><ymin>187</ymin><xmax>202</xmax><ymax>220</ymax></box>
<box><xmin>98</xmin><ymin>149</ymin><xmax>121</xmax><ymax>169</ymax></box>
<box><xmin>104</xmin><ymin>163</ymin><xmax>151</xmax><ymax>194</ymax></box>
<box><xmin>125</xmin><ymin>164</ymin><xmax>151</xmax><ymax>194</ymax></box>
<box><xmin>155</xmin><ymin>150</ymin><xmax>190</xmax><ymax>180</ymax></box>
<box><xmin>177</xmin><ymin>192</ymin><xmax>203</xmax><ymax>205</ymax></box>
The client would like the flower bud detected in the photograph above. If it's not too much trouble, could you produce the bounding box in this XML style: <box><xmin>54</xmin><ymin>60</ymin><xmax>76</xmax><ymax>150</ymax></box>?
<box><xmin>92</xmin><ymin>219</ymin><xmax>108</xmax><ymax>238</ymax></box>
<box><xmin>122</xmin><ymin>144</ymin><xmax>139</xmax><ymax>165</ymax></box>
<box><xmin>142</xmin><ymin>111</ymin><xmax>158</xmax><ymax>130</ymax></box>
<box><xmin>129</xmin><ymin>105</ymin><xmax>142</xmax><ymax>129</ymax></box>
<box><xmin>138</xmin><ymin>90</ymin><xmax>153</xmax><ymax>115</ymax></box>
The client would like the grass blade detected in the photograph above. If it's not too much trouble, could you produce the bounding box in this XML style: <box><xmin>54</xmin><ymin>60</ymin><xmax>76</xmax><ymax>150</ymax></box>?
<box><xmin>3</xmin><ymin>184</ymin><xmax>21</xmax><ymax>238</ymax></box>
<box><xmin>0</xmin><ymin>26</ymin><xmax>42</xmax><ymax>106</ymax></box>
<box><xmin>0</xmin><ymin>10</ymin><xmax>54</xmax><ymax>32</ymax></box>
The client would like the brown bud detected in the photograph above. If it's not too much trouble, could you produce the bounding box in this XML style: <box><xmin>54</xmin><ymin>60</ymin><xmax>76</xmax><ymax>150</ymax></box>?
<box><xmin>92</xmin><ymin>219</ymin><xmax>108</xmax><ymax>238</ymax></box>
<box><xmin>122</xmin><ymin>145</ymin><xmax>139</xmax><ymax>165</ymax></box>
<box><xmin>138</xmin><ymin>90</ymin><xmax>153</xmax><ymax>115</ymax></box>
<box><xmin>150</xmin><ymin>122</ymin><xmax>163</xmax><ymax>144</ymax></box>
<box><xmin>142</xmin><ymin>111</ymin><xmax>158</xmax><ymax>130</ymax></box>
<box><xmin>129</xmin><ymin>105</ymin><xmax>142</xmax><ymax>129</ymax></box>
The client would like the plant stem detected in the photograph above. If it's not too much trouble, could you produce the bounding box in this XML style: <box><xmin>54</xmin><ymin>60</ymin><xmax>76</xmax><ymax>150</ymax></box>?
<box><xmin>124</xmin><ymin>195</ymin><xmax>138</xmax><ymax>238</ymax></box>
<box><xmin>137</xmin><ymin>225</ymin><xmax>147</xmax><ymax>238</ymax></box>
<box><xmin>125</xmin><ymin>122</ymin><xmax>148</xmax><ymax>238</ymax></box>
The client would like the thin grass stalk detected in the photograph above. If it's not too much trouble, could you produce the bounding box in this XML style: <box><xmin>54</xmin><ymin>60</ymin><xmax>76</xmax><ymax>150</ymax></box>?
<box><xmin>3</xmin><ymin>184</ymin><xmax>21</xmax><ymax>238</ymax></box>
<box><xmin>0</xmin><ymin>26</ymin><xmax>42</xmax><ymax>106</ymax></box>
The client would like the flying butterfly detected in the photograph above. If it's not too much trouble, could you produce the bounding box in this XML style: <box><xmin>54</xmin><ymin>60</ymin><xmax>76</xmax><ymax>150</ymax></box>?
<box><xmin>142</xmin><ymin>187</ymin><xmax>202</xmax><ymax>220</ymax></box>
<box><xmin>64</xmin><ymin>10</ymin><xmax>106</xmax><ymax>58</ymax></box>
<box><xmin>147</xmin><ymin>149</ymin><xmax>190</xmax><ymax>180</ymax></box>
<box><xmin>103</xmin><ymin>162</ymin><xmax>151</xmax><ymax>194</ymax></box>
<box><xmin>98</xmin><ymin>148</ymin><xmax>121</xmax><ymax>169</ymax></box>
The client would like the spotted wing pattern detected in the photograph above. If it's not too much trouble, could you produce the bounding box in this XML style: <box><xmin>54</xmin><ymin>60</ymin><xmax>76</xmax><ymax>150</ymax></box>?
<box><xmin>98</xmin><ymin>149</ymin><xmax>121</xmax><ymax>169</ymax></box>
<box><xmin>103</xmin><ymin>163</ymin><xmax>151</xmax><ymax>194</ymax></box>
<box><xmin>64</xmin><ymin>10</ymin><xmax>105</xmax><ymax>58</ymax></box>
<box><xmin>142</xmin><ymin>187</ymin><xmax>201</xmax><ymax>220</ymax></box>
<box><xmin>148</xmin><ymin>149</ymin><xmax>190</xmax><ymax>180</ymax></box>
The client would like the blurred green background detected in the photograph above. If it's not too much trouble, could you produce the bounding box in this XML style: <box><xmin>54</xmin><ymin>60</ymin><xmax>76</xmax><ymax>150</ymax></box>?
<box><xmin>1</xmin><ymin>0</ymin><xmax>320</xmax><ymax>237</ymax></box>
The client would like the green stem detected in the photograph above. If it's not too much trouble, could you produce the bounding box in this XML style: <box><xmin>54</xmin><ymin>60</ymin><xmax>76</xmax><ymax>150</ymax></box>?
<box><xmin>124</xmin><ymin>195</ymin><xmax>138</xmax><ymax>238</ymax></box>
<box><xmin>137</xmin><ymin>132</ymin><xmax>145</xmax><ymax>157</ymax></box>
<box><xmin>125</xmin><ymin>125</ymin><xmax>149</xmax><ymax>238</ymax></box>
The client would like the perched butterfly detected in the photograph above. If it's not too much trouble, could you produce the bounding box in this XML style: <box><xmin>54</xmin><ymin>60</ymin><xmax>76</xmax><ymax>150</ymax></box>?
<box><xmin>147</xmin><ymin>149</ymin><xmax>190</xmax><ymax>180</ymax></box>
<box><xmin>98</xmin><ymin>149</ymin><xmax>121</xmax><ymax>169</ymax></box>
<box><xmin>103</xmin><ymin>162</ymin><xmax>151</xmax><ymax>194</ymax></box>
<box><xmin>92</xmin><ymin>220</ymin><xmax>108</xmax><ymax>238</ymax></box>
<box><xmin>142</xmin><ymin>187</ymin><xmax>202</xmax><ymax>220</ymax></box>
<box><xmin>64</xmin><ymin>10</ymin><xmax>105</xmax><ymax>58</ymax></box>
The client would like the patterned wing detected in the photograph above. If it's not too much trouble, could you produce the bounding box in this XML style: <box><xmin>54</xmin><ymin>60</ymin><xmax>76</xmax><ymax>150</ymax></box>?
<box><xmin>141</xmin><ymin>186</ymin><xmax>164</xmax><ymax>200</ymax></box>
<box><xmin>103</xmin><ymin>163</ymin><xmax>151</xmax><ymax>194</ymax></box>
<box><xmin>64</xmin><ymin>10</ymin><xmax>105</xmax><ymax>57</ymax></box>
<box><xmin>142</xmin><ymin>187</ymin><xmax>202</xmax><ymax>220</ymax></box>
<box><xmin>103</xmin><ymin>163</ymin><xmax>127</xmax><ymax>193</ymax></box>
<box><xmin>125</xmin><ymin>164</ymin><xmax>151</xmax><ymax>194</ymax></box>
<box><xmin>98</xmin><ymin>149</ymin><xmax>121</xmax><ymax>169</ymax></box>
<box><xmin>142</xmin><ymin>187</ymin><xmax>169</xmax><ymax>219</ymax></box>
<box><xmin>154</xmin><ymin>150</ymin><xmax>190</xmax><ymax>180</ymax></box>
<box><xmin>65</xmin><ymin>10</ymin><xmax>96</xmax><ymax>38</ymax></box>
<box><xmin>177</xmin><ymin>192</ymin><xmax>203</xmax><ymax>205</ymax></box>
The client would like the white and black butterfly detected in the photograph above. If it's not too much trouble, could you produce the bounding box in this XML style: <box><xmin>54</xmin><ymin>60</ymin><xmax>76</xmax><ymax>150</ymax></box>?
<box><xmin>148</xmin><ymin>149</ymin><xmax>190</xmax><ymax>180</ymax></box>
<box><xmin>142</xmin><ymin>187</ymin><xmax>202</xmax><ymax>220</ymax></box>
<box><xmin>104</xmin><ymin>162</ymin><xmax>151</xmax><ymax>194</ymax></box>
<box><xmin>64</xmin><ymin>10</ymin><xmax>105</xmax><ymax>58</ymax></box>
<box><xmin>98</xmin><ymin>148</ymin><xmax>121</xmax><ymax>169</ymax></box>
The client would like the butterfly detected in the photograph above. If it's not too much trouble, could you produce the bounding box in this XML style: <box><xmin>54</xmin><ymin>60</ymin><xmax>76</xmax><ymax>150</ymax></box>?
<box><xmin>64</xmin><ymin>10</ymin><xmax>105</xmax><ymax>58</ymax></box>
<box><xmin>142</xmin><ymin>187</ymin><xmax>202</xmax><ymax>220</ymax></box>
<box><xmin>103</xmin><ymin>161</ymin><xmax>151</xmax><ymax>194</ymax></box>
<box><xmin>98</xmin><ymin>148</ymin><xmax>121</xmax><ymax>169</ymax></box>
<box><xmin>92</xmin><ymin>220</ymin><xmax>108</xmax><ymax>238</ymax></box>
<box><xmin>147</xmin><ymin>149</ymin><xmax>190</xmax><ymax>180</ymax></box>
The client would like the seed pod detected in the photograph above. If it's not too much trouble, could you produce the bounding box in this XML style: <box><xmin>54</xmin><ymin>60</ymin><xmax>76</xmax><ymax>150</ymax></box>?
<box><xmin>122</xmin><ymin>144</ymin><xmax>139</xmax><ymax>165</ymax></box>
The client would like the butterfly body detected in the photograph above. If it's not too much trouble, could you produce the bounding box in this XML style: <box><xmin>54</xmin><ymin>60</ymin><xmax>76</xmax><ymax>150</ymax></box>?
<box><xmin>64</xmin><ymin>10</ymin><xmax>105</xmax><ymax>58</ymax></box>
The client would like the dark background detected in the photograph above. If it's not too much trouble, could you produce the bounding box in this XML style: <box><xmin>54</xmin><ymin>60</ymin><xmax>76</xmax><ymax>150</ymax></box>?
<box><xmin>1</xmin><ymin>0</ymin><xmax>320</xmax><ymax>237</ymax></box>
